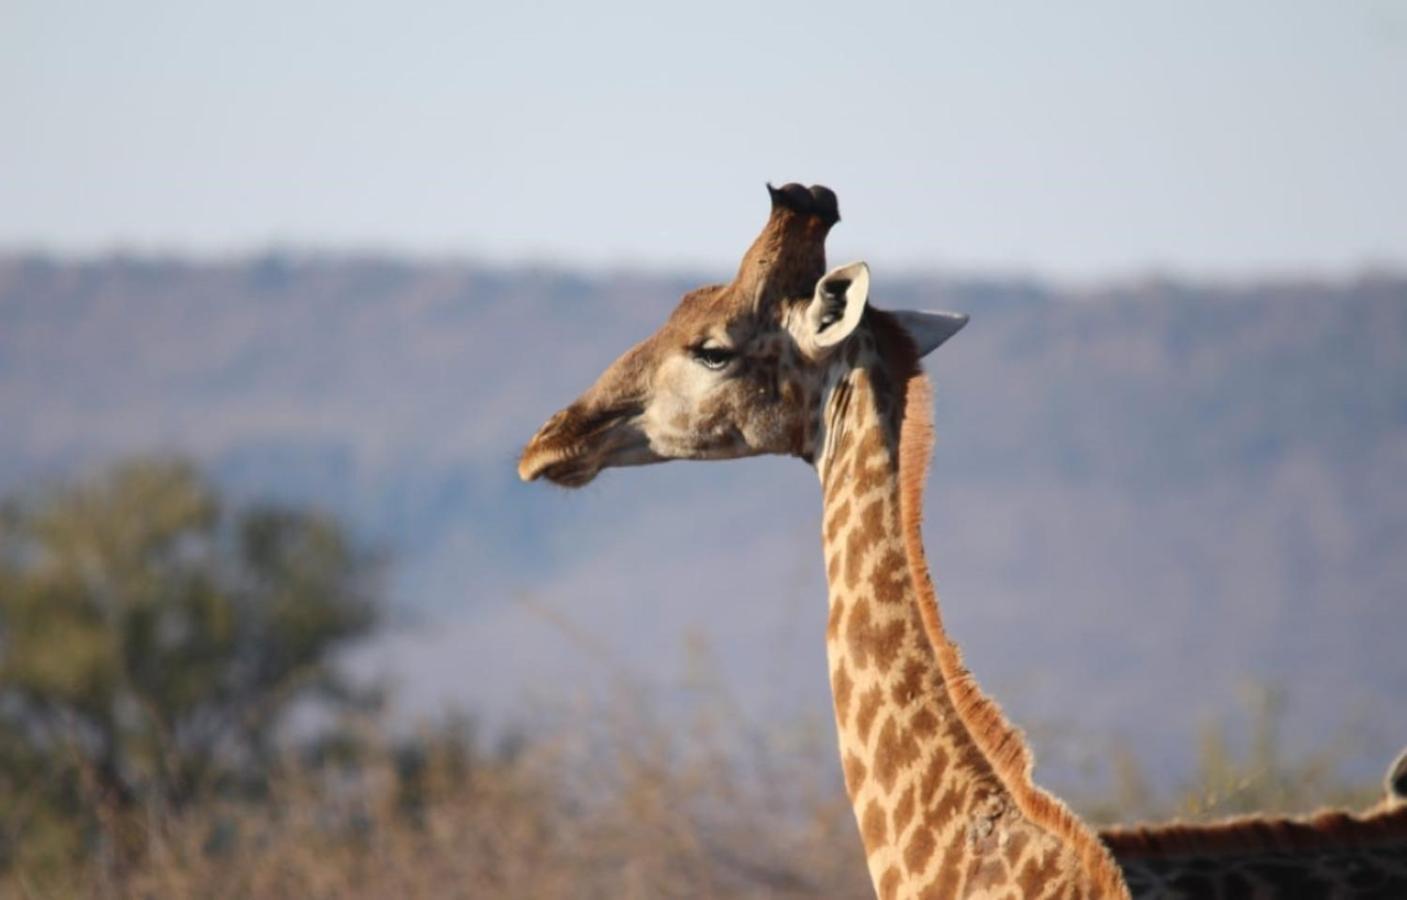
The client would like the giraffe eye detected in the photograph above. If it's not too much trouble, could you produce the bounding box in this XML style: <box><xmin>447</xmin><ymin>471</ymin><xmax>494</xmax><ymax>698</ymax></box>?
<box><xmin>691</xmin><ymin>345</ymin><xmax>735</xmax><ymax>371</ymax></box>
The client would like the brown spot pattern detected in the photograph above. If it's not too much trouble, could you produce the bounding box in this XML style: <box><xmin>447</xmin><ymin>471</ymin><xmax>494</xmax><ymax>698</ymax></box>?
<box><xmin>879</xmin><ymin>867</ymin><xmax>901</xmax><ymax>900</ymax></box>
<box><xmin>826</xmin><ymin>595</ymin><xmax>846</xmax><ymax>641</ymax></box>
<box><xmin>892</xmin><ymin>656</ymin><xmax>928</xmax><ymax>709</ymax></box>
<box><xmin>928</xmin><ymin>784</ymin><xmax>965</xmax><ymax>837</ymax></box>
<box><xmin>863</xmin><ymin>799</ymin><xmax>889</xmax><ymax>850</ymax></box>
<box><xmin>932</xmin><ymin>838</ymin><xmax>966</xmax><ymax>898</ymax></box>
<box><xmin>869</xmin><ymin>619</ymin><xmax>908</xmax><ymax>673</ymax></box>
<box><xmin>910</xmin><ymin>706</ymin><xmax>940</xmax><ymax>739</ymax></box>
<box><xmin>969</xmin><ymin>855</ymin><xmax>1008</xmax><ymax>891</ymax></box>
<box><xmin>904</xmin><ymin>823</ymin><xmax>936</xmax><ymax>875</ymax></box>
<box><xmin>843</xmin><ymin>497</ymin><xmax>885</xmax><ymax>590</ymax></box>
<box><xmin>920</xmin><ymin>747</ymin><xmax>949</xmax><ymax>806</ymax></box>
<box><xmin>853</xmin><ymin>456</ymin><xmax>893</xmax><ymax>500</ymax></box>
<box><xmin>846</xmin><ymin>600</ymin><xmax>908</xmax><ymax>674</ymax></box>
<box><xmin>870</xmin><ymin>548</ymin><xmax>908</xmax><ymax>606</ymax></box>
<box><xmin>874</xmin><ymin>716</ymin><xmax>922</xmax><ymax>794</ymax></box>
<box><xmin>855</xmin><ymin>685</ymin><xmax>883</xmax><ymax>745</ymax></box>
<box><xmin>893</xmin><ymin>784</ymin><xmax>916</xmax><ymax>836</ymax></box>
<box><xmin>844</xmin><ymin>752</ymin><xmax>868</xmax><ymax>796</ymax></box>
<box><xmin>825</xmin><ymin>499</ymin><xmax>851</xmax><ymax>544</ymax></box>
<box><xmin>1017</xmin><ymin>847</ymin><xmax>1063</xmax><ymax>897</ymax></box>
<box><xmin>1003</xmin><ymin>830</ymin><xmax>1029</xmax><ymax>868</ymax></box>
<box><xmin>845</xmin><ymin>598</ymin><xmax>874</xmax><ymax>669</ymax></box>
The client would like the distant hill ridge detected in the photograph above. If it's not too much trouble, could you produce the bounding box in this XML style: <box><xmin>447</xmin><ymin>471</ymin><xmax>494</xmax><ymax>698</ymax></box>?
<box><xmin>3</xmin><ymin>253</ymin><xmax>1405</xmax><ymax>789</ymax></box>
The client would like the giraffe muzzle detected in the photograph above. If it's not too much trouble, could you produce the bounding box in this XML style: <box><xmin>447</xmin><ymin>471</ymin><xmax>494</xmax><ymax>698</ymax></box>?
<box><xmin>518</xmin><ymin>402</ymin><xmax>655</xmax><ymax>487</ymax></box>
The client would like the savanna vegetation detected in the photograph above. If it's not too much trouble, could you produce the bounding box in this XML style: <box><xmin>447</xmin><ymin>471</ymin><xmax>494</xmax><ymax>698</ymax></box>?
<box><xmin>0</xmin><ymin>461</ymin><xmax>1387</xmax><ymax>898</ymax></box>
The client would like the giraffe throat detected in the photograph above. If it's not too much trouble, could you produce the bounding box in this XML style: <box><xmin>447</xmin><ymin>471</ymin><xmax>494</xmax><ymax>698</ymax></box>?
<box><xmin>812</xmin><ymin>321</ymin><xmax>1128</xmax><ymax>899</ymax></box>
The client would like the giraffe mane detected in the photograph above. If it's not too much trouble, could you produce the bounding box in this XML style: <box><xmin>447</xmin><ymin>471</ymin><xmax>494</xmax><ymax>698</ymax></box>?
<box><xmin>892</xmin><ymin>330</ymin><xmax>1131</xmax><ymax>898</ymax></box>
<box><xmin>1099</xmin><ymin>805</ymin><xmax>1407</xmax><ymax>859</ymax></box>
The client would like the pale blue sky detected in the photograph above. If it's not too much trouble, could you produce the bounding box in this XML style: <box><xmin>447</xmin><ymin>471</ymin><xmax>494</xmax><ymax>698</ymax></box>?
<box><xmin>3</xmin><ymin>0</ymin><xmax>1405</xmax><ymax>276</ymax></box>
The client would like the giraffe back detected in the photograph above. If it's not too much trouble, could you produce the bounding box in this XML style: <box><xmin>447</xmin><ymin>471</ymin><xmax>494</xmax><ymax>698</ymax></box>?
<box><xmin>1104</xmin><ymin>806</ymin><xmax>1407</xmax><ymax>898</ymax></box>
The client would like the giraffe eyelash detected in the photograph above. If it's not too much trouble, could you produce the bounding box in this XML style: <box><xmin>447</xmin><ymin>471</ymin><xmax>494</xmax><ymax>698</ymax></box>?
<box><xmin>690</xmin><ymin>344</ymin><xmax>736</xmax><ymax>370</ymax></box>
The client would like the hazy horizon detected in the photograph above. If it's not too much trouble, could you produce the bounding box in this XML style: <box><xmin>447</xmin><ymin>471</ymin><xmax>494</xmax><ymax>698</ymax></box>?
<box><xmin>4</xmin><ymin>247</ymin><xmax>1406</xmax><ymax>292</ymax></box>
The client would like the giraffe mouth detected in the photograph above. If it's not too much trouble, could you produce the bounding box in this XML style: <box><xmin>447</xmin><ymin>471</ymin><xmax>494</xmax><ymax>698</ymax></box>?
<box><xmin>523</xmin><ymin>451</ymin><xmax>601</xmax><ymax>488</ymax></box>
<box><xmin>518</xmin><ymin>406</ymin><xmax>658</xmax><ymax>487</ymax></box>
<box><xmin>519</xmin><ymin>440</ymin><xmax>659</xmax><ymax>487</ymax></box>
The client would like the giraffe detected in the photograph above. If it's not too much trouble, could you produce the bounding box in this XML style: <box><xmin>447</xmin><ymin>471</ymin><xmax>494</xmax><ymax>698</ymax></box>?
<box><xmin>519</xmin><ymin>182</ymin><xmax>1130</xmax><ymax>899</ymax></box>
<box><xmin>1101</xmin><ymin>764</ymin><xmax>1407</xmax><ymax>898</ymax></box>
<box><xmin>517</xmin><ymin>184</ymin><xmax>1407</xmax><ymax>897</ymax></box>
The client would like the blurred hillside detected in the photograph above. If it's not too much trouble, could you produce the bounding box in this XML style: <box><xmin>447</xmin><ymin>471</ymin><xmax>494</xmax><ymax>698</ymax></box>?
<box><xmin>2</xmin><ymin>254</ymin><xmax>1404</xmax><ymax>795</ymax></box>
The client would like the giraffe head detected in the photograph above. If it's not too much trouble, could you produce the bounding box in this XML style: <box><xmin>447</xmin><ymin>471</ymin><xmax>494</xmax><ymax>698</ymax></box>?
<box><xmin>518</xmin><ymin>183</ymin><xmax>967</xmax><ymax>487</ymax></box>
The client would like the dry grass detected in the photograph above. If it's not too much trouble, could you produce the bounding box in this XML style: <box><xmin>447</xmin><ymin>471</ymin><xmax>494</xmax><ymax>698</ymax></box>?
<box><xmin>6</xmin><ymin>695</ymin><xmax>873</xmax><ymax>900</ymax></box>
<box><xmin>1070</xmin><ymin>685</ymin><xmax>1384</xmax><ymax>828</ymax></box>
<box><xmin>4</xmin><ymin>656</ymin><xmax>1386</xmax><ymax>899</ymax></box>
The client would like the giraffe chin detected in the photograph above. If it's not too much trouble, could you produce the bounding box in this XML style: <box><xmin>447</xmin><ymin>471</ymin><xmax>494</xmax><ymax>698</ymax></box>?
<box><xmin>532</xmin><ymin>457</ymin><xmax>601</xmax><ymax>488</ymax></box>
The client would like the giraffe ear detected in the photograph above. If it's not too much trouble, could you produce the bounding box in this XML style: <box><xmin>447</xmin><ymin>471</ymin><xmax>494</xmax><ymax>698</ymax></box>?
<box><xmin>806</xmin><ymin>261</ymin><xmax>870</xmax><ymax>351</ymax></box>
<box><xmin>890</xmin><ymin>309</ymin><xmax>969</xmax><ymax>357</ymax></box>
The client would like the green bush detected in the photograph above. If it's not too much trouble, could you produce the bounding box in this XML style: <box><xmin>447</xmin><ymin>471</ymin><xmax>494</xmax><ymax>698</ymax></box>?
<box><xmin>0</xmin><ymin>459</ymin><xmax>380</xmax><ymax>883</ymax></box>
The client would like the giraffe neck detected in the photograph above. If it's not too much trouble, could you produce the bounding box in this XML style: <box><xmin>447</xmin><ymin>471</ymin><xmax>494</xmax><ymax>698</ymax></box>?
<box><xmin>814</xmin><ymin>318</ymin><xmax>1128</xmax><ymax>899</ymax></box>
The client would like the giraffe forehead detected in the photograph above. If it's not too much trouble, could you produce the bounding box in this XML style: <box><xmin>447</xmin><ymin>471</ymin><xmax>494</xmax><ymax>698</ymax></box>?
<box><xmin>658</xmin><ymin>281</ymin><xmax>811</xmax><ymax>347</ymax></box>
<box><xmin>662</xmin><ymin>283</ymin><xmax>747</xmax><ymax>336</ymax></box>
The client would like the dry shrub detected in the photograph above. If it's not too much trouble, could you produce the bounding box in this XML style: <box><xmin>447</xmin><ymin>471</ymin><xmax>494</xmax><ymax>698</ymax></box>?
<box><xmin>11</xmin><ymin>690</ymin><xmax>872</xmax><ymax>900</ymax></box>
